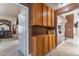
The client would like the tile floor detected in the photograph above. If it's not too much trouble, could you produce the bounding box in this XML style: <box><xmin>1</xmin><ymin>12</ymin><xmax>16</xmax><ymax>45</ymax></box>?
<box><xmin>0</xmin><ymin>36</ymin><xmax>79</xmax><ymax>56</ymax></box>
<box><xmin>46</xmin><ymin>36</ymin><xmax>79</xmax><ymax>56</ymax></box>
<box><xmin>0</xmin><ymin>37</ymin><xmax>22</xmax><ymax>56</ymax></box>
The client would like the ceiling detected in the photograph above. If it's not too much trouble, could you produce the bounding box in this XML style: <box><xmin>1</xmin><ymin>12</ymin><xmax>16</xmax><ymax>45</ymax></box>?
<box><xmin>46</xmin><ymin>3</ymin><xmax>70</xmax><ymax>10</ymax></box>
<box><xmin>0</xmin><ymin>3</ymin><xmax>19</xmax><ymax>17</ymax></box>
<box><xmin>0</xmin><ymin>3</ymin><xmax>70</xmax><ymax>17</ymax></box>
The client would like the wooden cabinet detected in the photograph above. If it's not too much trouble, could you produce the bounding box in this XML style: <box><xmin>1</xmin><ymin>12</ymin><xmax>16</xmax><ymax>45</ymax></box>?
<box><xmin>48</xmin><ymin>35</ymin><xmax>56</xmax><ymax>51</ymax></box>
<box><xmin>48</xmin><ymin>36</ymin><xmax>53</xmax><ymax>51</ymax></box>
<box><xmin>51</xmin><ymin>10</ymin><xmax>54</xmax><ymax>27</ymax></box>
<box><xmin>31</xmin><ymin>3</ymin><xmax>43</xmax><ymax>26</ymax></box>
<box><xmin>43</xmin><ymin>4</ymin><xmax>48</xmax><ymax>26</ymax></box>
<box><xmin>52</xmin><ymin>35</ymin><xmax>56</xmax><ymax>48</ymax></box>
<box><xmin>35</xmin><ymin>4</ymin><xmax>43</xmax><ymax>25</ymax></box>
<box><xmin>48</xmin><ymin>7</ymin><xmax>52</xmax><ymax>26</ymax></box>
<box><xmin>31</xmin><ymin>3</ymin><xmax>55</xmax><ymax>27</ymax></box>
<box><xmin>47</xmin><ymin>7</ymin><xmax>54</xmax><ymax>27</ymax></box>
<box><xmin>43</xmin><ymin>36</ymin><xmax>49</xmax><ymax>55</ymax></box>
<box><xmin>32</xmin><ymin>34</ymin><xmax>56</xmax><ymax>56</ymax></box>
<box><xmin>32</xmin><ymin>37</ymin><xmax>44</xmax><ymax>56</ymax></box>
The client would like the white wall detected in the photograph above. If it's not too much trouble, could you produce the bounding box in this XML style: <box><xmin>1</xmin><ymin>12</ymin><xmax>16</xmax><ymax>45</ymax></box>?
<box><xmin>57</xmin><ymin>15</ymin><xmax>65</xmax><ymax>45</ymax></box>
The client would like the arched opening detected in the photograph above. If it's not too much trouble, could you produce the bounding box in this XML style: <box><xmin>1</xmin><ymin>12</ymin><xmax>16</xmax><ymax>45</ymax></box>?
<box><xmin>0</xmin><ymin>20</ymin><xmax>12</xmax><ymax>38</ymax></box>
<box><xmin>0</xmin><ymin>24</ymin><xmax>10</xmax><ymax>31</ymax></box>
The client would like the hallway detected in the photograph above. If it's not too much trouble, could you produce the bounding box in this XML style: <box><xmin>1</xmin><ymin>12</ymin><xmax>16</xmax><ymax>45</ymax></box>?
<box><xmin>46</xmin><ymin>37</ymin><xmax>79</xmax><ymax>56</ymax></box>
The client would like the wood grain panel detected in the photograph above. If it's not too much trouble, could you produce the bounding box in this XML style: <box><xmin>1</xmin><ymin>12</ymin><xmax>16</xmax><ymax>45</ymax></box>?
<box><xmin>49</xmin><ymin>36</ymin><xmax>53</xmax><ymax>51</ymax></box>
<box><xmin>35</xmin><ymin>4</ymin><xmax>43</xmax><ymax>25</ymax></box>
<box><xmin>52</xmin><ymin>35</ymin><xmax>56</xmax><ymax>48</ymax></box>
<box><xmin>43</xmin><ymin>4</ymin><xmax>48</xmax><ymax>26</ymax></box>
<box><xmin>32</xmin><ymin>37</ymin><xmax>44</xmax><ymax>56</ymax></box>
<box><xmin>48</xmin><ymin>7</ymin><xmax>52</xmax><ymax>26</ymax></box>
<box><xmin>51</xmin><ymin>10</ymin><xmax>54</xmax><ymax>27</ymax></box>
<box><xmin>55</xmin><ymin>3</ymin><xmax>79</xmax><ymax>15</ymax></box>
<box><xmin>43</xmin><ymin>36</ymin><xmax>49</xmax><ymax>55</ymax></box>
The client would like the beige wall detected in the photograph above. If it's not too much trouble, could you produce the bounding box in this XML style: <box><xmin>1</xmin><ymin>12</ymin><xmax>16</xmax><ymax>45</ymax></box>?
<box><xmin>0</xmin><ymin>16</ymin><xmax>17</xmax><ymax>24</ymax></box>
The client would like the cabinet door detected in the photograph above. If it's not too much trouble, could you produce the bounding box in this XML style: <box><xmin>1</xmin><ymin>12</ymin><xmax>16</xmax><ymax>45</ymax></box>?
<box><xmin>52</xmin><ymin>36</ymin><xmax>56</xmax><ymax>48</ymax></box>
<box><xmin>48</xmin><ymin>7</ymin><xmax>52</xmax><ymax>26</ymax></box>
<box><xmin>35</xmin><ymin>4</ymin><xmax>43</xmax><ymax>25</ymax></box>
<box><xmin>43</xmin><ymin>36</ymin><xmax>49</xmax><ymax>55</ymax></box>
<box><xmin>32</xmin><ymin>37</ymin><xmax>44</xmax><ymax>56</ymax></box>
<box><xmin>48</xmin><ymin>36</ymin><xmax>53</xmax><ymax>51</ymax></box>
<box><xmin>31</xmin><ymin>4</ymin><xmax>36</xmax><ymax>25</ymax></box>
<box><xmin>43</xmin><ymin>4</ymin><xmax>48</xmax><ymax>26</ymax></box>
<box><xmin>51</xmin><ymin>10</ymin><xmax>54</xmax><ymax>27</ymax></box>
<box><xmin>32</xmin><ymin>37</ymin><xmax>37</xmax><ymax>56</ymax></box>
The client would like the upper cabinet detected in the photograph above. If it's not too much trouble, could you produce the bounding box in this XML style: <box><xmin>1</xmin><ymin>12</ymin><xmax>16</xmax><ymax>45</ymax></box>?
<box><xmin>43</xmin><ymin>4</ymin><xmax>48</xmax><ymax>26</ymax></box>
<box><xmin>48</xmin><ymin>7</ymin><xmax>52</xmax><ymax>27</ymax></box>
<box><xmin>31</xmin><ymin>3</ymin><xmax>55</xmax><ymax>27</ymax></box>
<box><xmin>35</xmin><ymin>4</ymin><xmax>43</xmax><ymax>25</ymax></box>
<box><xmin>51</xmin><ymin>9</ymin><xmax>54</xmax><ymax>27</ymax></box>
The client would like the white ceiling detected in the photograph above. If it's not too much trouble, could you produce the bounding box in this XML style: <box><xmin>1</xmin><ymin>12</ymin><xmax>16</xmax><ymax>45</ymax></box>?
<box><xmin>46</xmin><ymin>3</ymin><xmax>70</xmax><ymax>10</ymax></box>
<box><xmin>0</xmin><ymin>3</ymin><xmax>70</xmax><ymax>17</ymax></box>
<box><xmin>0</xmin><ymin>3</ymin><xmax>19</xmax><ymax>17</ymax></box>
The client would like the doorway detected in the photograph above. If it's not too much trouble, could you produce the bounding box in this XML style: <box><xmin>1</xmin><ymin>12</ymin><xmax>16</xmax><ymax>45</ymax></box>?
<box><xmin>0</xmin><ymin>3</ymin><xmax>29</xmax><ymax>56</ymax></box>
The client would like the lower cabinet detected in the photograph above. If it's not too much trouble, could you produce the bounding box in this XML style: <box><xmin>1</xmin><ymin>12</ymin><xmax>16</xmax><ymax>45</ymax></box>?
<box><xmin>43</xmin><ymin>36</ymin><xmax>49</xmax><ymax>55</ymax></box>
<box><xmin>32</xmin><ymin>37</ymin><xmax>44</xmax><ymax>56</ymax></box>
<box><xmin>49</xmin><ymin>36</ymin><xmax>53</xmax><ymax>51</ymax></box>
<box><xmin>52</xmin><ymin>36</ymin><xmax>56</xmax><ymax>48</ymax></box>
<box><xmin>32</xmin><ymin>35</ymin><xmax>56</xmax><ymax>56</ymax></box>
